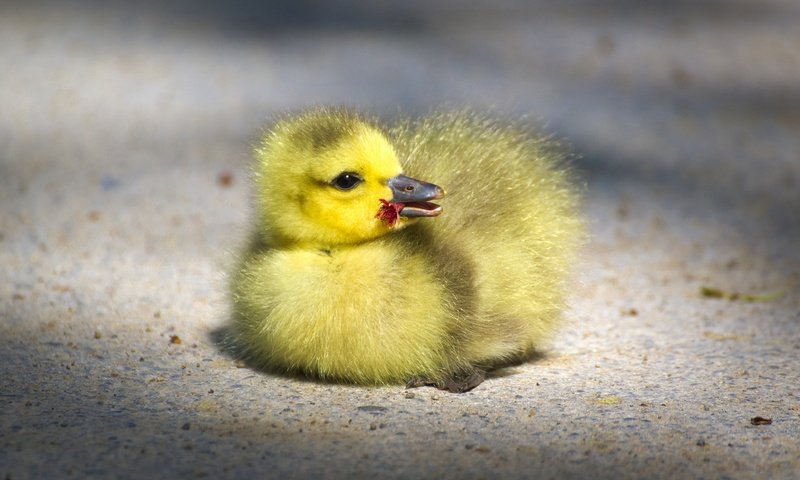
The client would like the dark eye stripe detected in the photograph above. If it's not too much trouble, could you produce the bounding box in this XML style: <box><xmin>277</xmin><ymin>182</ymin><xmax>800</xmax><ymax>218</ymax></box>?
<box><xmin>331</xmin><ymin>172</ymin><xmax>363</xmax><ymax>191</ymax></box>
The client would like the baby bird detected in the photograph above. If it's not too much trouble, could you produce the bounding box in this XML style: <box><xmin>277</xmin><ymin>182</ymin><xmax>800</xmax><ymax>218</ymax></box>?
<box><xmin>231</xmin><ymin>107</ymin><xmax>583</xmax><ymax>392</ymax></box>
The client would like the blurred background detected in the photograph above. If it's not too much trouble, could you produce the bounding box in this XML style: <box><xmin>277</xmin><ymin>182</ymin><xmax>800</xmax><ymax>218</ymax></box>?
<box><xmin>1</xmin><ymin>1</ymin><xmax>799</xmax><ymax>478</ymax></box>
<box><xmin>3</xmin><ymin>0</ymin><xmax>799</xmax><ymax>253</ymax></box>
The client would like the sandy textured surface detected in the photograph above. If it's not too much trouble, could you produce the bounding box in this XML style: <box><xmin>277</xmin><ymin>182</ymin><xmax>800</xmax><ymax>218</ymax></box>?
<box><xmin>2</xmin><ymin>1</ymin><xmax>799</xmax><ymax>478</ymax></box>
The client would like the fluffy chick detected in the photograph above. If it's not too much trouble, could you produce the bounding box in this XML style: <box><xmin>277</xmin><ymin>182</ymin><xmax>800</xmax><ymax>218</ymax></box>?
<box><xmin>231</xmin><ymin>107</ymin><xmax>583</xmax><ymax>392</ymax></box>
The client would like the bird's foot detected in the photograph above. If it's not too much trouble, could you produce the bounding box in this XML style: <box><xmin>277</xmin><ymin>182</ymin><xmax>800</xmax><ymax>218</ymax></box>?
<box><xmin>405</xmin><ymin>370</ymin><xmax>485</xmax><ymax>393</ymax></box>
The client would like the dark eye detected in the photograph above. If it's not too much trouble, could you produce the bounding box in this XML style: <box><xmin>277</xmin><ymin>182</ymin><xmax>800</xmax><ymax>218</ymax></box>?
<box><xmin>331</xmin><ymin>172</ymin><xmax>363</xmax><ymax>191</ymax></box>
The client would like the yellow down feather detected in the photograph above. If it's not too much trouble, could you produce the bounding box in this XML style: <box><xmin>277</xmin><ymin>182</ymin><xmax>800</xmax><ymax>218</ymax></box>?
<box><xmin>230</xmin><ymin>107</ymin><xmax>584</xmax><ymax>387</ymax></box>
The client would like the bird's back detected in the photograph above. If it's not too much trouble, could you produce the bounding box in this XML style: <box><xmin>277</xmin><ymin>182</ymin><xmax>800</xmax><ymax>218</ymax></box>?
<box><xmin>388</xmin><ymin>111</ymin><xmax>584</xmax><ymax>364</ymax></box>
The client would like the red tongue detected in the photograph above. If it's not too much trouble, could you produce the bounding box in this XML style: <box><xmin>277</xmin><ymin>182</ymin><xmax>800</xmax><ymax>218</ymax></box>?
<box><xmin>376</xmin><ymin>199</ymin><xmax>405</xmax><ymax>227</ymax></box>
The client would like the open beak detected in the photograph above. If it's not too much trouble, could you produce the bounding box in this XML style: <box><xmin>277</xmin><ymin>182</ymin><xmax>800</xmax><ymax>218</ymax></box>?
<box><xmin>388</xmin><ymin>175</ymin><xmax>446</xmax><ymax>217</ymax></box>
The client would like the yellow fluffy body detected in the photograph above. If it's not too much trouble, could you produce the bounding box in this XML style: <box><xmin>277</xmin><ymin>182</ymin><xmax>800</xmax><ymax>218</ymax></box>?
<box><xmin>231</xmin><ymin>108</ymin><xmax>583</xmax><ymax>386</ymax></box>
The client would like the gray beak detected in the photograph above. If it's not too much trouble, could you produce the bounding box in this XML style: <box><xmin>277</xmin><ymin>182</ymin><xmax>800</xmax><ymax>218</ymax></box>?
<box><xmin>388</xmin><ymin>174</ymin><xmax>446</xmax><ymax>217</ymax></box>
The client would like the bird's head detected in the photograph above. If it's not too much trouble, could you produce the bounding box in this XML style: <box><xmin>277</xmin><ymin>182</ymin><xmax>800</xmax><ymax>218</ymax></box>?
<box><xmin>255</xmin><ymin>109</ymin><xmax>445</xmax><ymax>248</ymax></box>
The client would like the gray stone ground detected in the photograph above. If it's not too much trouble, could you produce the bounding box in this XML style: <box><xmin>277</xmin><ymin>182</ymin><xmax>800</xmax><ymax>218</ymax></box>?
<box><xmin>1</xmin><ymin>1</ymin><xmax>799</xmax><ymax>478</ymax></box>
